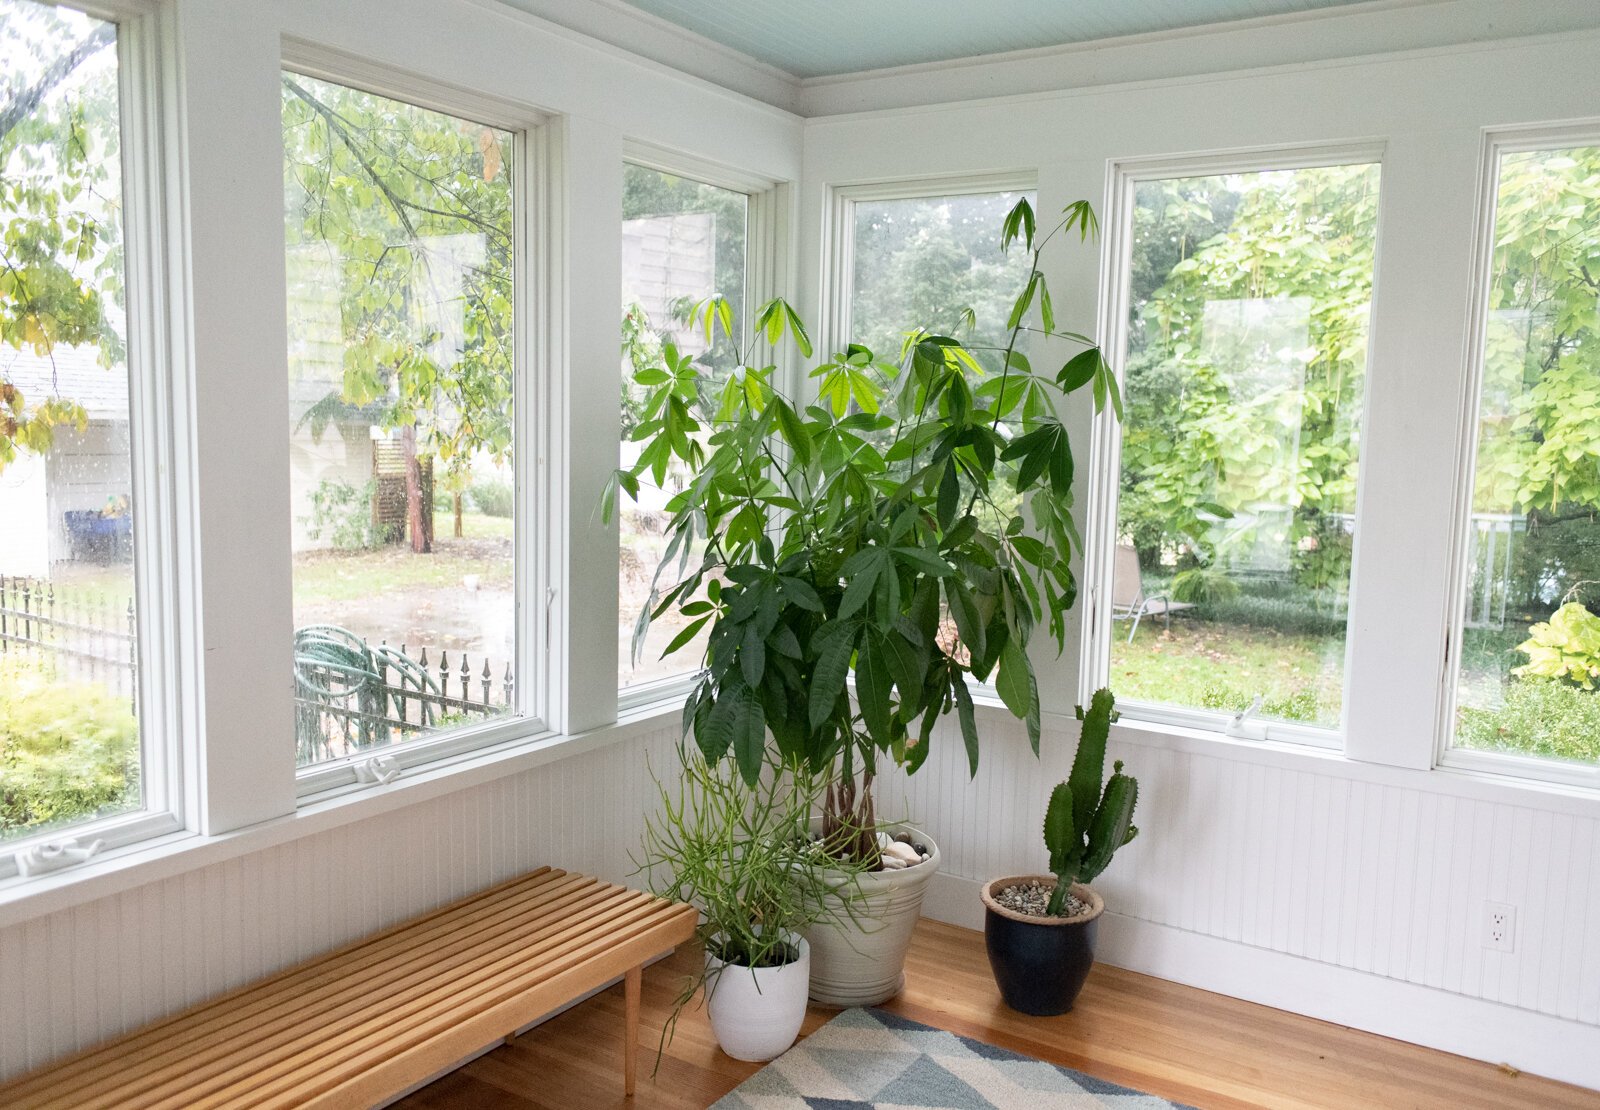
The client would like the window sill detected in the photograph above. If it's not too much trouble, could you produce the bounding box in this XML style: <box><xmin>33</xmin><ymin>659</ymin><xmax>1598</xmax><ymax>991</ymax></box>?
<box><xmin>0</xmin><ymin>706</ymin><xmax>679</xmax><ymax>929</ymax></box>
<box><xmin>1103</xmin><ymin>712</ymin><xmax>1600</xmax><ymax>818</ymax></box>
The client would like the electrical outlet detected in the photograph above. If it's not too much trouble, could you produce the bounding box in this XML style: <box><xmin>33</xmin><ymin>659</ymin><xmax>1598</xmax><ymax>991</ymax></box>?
<box><xmin>1483</xmin><ymin>901</ymin><xmax>1517</xmax><ymax>952</ymax></box>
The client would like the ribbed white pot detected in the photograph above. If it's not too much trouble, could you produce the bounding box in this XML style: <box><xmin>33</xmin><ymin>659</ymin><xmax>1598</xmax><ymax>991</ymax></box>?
<box><xmin>705</xmin><ymin>934</ymin><xmax>811</xmax><ymax>1062</ymax></box>
<box><xmin>804</xmin><ymin>824</ymin><xmax>941</xmax><ymax>1007</ymax></box>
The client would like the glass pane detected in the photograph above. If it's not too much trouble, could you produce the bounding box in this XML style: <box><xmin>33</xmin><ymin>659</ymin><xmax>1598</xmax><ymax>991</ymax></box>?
<box><xmin>1454</xmin><ymin>145</ymin><xmax>1600</xmax><ymax>769</ymax></box>
<box><xmin>619</xmin><ymin>165</ymin><xmax>746</xmax><ymax>691</ymax></box>
<box><xmin>283</xmin><ymin>74</ymin><xmax>517</xmax><ymax>767</ymax></box>
<box><xmin>1</xmin><ymin>1</ymin><xmax>140</xmax><ymax>840</ymax></box>
<box><xmin>850</xmin><ymin>189</ymin><xmax>1036</xmax><ymax>547</ymax></box>
<box><xmin>1110</xmin><ymin>164</ymin><xmax>1381</xmax><ymax>729</ymax></box>
<box><xmin>850</xmin><ymin>190</ymin><xmax>1035</xmax><ymax>376</ymax></box>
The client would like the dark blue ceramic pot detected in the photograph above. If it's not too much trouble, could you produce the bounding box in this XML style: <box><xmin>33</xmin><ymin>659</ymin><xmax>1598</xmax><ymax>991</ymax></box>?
<box><xmin>981</xmin><ymin>876</ymin><xmax>1103</xmax><ymax>1016</ymax></box>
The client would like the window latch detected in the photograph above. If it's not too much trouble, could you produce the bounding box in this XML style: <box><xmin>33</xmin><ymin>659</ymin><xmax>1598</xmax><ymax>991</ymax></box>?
<box><xmin>1225</xmin><ymin>694</ymin><xmax>1266</xmax><ymax>740</ymax></box>
<box><xmin>16</xmin><ymin>837</ymin><xmax>106</xmax><ymax>878</ymax></box>
<box><xmin>354</xmin><ymin>754</ymin><xmax>402</xmax><ymax>786</ymax></box>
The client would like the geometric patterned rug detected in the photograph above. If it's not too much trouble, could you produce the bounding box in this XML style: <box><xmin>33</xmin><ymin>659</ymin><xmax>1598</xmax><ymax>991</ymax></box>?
<box><xmin>711</xmin><ymin>1007</ymin><xmax>1195</xmax><ymax>1108</ymax></box>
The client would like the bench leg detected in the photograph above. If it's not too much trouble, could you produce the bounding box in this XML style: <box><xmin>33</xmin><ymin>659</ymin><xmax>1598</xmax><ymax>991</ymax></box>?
<box><xmin>624</xmin><ymin>964</ymin><xmax>642</xmax><ymax>1098</ymax></box>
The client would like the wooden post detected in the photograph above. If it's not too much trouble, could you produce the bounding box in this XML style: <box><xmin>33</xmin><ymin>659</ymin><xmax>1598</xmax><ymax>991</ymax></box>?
<box><xmin>624</xmin><ymin>965</ymin><xmax>642</xmax><ymax>1098</ymax></box>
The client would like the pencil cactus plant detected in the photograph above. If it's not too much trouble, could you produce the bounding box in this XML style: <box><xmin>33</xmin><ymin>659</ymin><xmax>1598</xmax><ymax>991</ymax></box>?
<box><xmin>1042</xmin><ymin>687</ymin><xmax>1138</xmax><ymax>916</ymax></box>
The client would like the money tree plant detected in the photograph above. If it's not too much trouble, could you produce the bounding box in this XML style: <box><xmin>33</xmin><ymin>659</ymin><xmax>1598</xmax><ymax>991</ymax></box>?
<box><xmin>606</xmin><ymin>197</ymin><xmax>1121</xmax><ymax>866</ymax></box>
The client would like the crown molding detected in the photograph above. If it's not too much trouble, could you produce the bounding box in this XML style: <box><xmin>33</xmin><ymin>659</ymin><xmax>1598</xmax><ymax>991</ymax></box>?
<box><xmin>482</xmin><ymin>0</ymin><xmax>802</xmax><ymax>114</ymax></box>
<box><xmin>796</xmin><ymin>0</ymin><xmax>1600</xmax><ymax>117</ymax></box>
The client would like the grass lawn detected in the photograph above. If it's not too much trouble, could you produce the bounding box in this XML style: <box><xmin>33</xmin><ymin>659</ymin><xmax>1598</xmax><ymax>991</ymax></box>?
<box><xmin>291</xmin><ymin>512</ymin><xmax>512</xmax><ymax>605</ymax></box>
<box><xmin>1108</xmin><ymin>618</ymin><xmax>1345</xmax><ymax>728</ymax></box>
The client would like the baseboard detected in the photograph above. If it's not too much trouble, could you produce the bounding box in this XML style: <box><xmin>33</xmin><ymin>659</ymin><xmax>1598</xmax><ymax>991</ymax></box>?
<box><xmin>922</xmin><ymin>873</ymin><xmax>1599</xmax><ymax>1093</ymax></box>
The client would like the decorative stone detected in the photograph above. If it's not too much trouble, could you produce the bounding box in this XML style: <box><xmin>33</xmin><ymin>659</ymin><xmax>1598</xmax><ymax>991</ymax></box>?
<box><xmin>881</xmin><ymin>841</ymin><xmax>921</xmax><ymax>866</ymax></box>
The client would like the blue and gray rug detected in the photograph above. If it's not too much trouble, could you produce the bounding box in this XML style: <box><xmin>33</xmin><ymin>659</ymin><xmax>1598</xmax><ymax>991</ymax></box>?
<box><xmin>712</xmin><ymin>1007</ymin><xmax>1193</xmax><ymax>1108</ymax></box>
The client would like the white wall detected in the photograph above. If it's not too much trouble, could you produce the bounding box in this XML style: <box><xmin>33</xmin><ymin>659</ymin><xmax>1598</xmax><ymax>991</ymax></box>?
<box><xmin>0</xmin><ymin>453</ymin><xmax>49</xmax><ymax>579</ymax></box>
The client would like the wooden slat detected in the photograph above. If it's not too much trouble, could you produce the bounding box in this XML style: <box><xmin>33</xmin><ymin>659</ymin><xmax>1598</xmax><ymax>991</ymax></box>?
<box><xmin>0</xmin><ymin>870</ymin><xmax>696</xmax><ymax>1110</ymax></box>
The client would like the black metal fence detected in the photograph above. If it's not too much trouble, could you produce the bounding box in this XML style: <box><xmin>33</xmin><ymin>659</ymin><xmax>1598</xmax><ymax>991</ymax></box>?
<box><xmin>0</xmin><ymin>575</ymin><xmax>137</xmax><ymax>709</ymax></box>
<box><xmin>0</xmin><ymin>576</ymin><xmax>514</xmax><ymax>760</ymax></box>
<box><xmin>292</xmin><ymin>627</ymin><xmax>514</xmax><ymax>763</ymax></box>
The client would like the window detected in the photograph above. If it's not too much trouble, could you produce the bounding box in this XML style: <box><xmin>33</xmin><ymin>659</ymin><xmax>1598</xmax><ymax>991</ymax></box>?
<box><xmin>282</xmin><ymin>73</ymin><xmax>520</xmax><ymax>769</ymax></box>
<box><xmin>0</xmin><ymin>0</ymin><xmax>146</xmax><ymax>842</ymax></box>
<box><xmin>619</xmin><ymin>163</ymin><xmax>748</xmax><ymax>694</ymax></box>
<box><xmin>1104</xmin><ymin>160</ymin><xmax>1381</xmax><ymax>733</ymax></box>
<box><xmin>1450</xmin><ymin>141</ymin><xmax>1600</xmax><ymax>774</ymax></box>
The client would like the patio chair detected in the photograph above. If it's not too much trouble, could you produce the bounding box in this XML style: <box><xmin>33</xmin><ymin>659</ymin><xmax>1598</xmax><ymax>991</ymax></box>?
<box><xmin>1111</xmin><ymin>543</ymin><xmax>1193</xmax><ymax>642</ymax></box>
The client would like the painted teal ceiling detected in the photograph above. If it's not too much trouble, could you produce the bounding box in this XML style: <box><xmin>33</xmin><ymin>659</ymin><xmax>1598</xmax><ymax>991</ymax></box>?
<box><xmin>618</xmin><ymin>0</ymin><xmax>1378</xmax><ymax>78</ymax></box>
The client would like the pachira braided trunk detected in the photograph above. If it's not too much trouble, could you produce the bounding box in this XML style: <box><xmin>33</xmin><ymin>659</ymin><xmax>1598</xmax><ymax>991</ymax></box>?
<box><xmin>606</xmin><ymin>198</ymin><xmax>1122</xmax><ymax>865</ymax></box>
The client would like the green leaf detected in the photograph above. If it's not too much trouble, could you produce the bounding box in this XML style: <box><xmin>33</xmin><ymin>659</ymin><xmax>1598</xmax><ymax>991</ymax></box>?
<box><xmin>995</xmin><ymin>638</ymin><xmax>1033</xmax><ymax>720</ymax></box>
<box><xmin>733</xmin><ymin>683</ymin><xmax>766</xmax><ymax>786</ymax></box>
<box><xmin>660</xmin><ymin>614</ymin><xmax>711</xmax><ymax>658</ymax></box>
<box><xmin>1057</xmin><ymin>348</ymin><xmax>1100</xmax><ymax>393</ymax></box>
<box><xmin>937</xmin><ymin>462</ymin><xmax>959</xmax><ymax>529</ymax></box>
<box><xmin>854</xmin><ymin>634</ymin><xmax>893</xmax><ymax>743</ymax></box>
<box><xmin>952</xmin><ymin>677</ymin><xmax>980</xmax><ymax>777</ymax></box>
<box><xmin>809</xmin><ymin>626</ymin><xmax>856</xmax><ymax>730</ymax></box>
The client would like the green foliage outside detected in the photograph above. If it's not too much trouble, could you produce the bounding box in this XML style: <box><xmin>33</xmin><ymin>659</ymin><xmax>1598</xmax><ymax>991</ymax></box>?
<box><xmin>303</xmin><ymin>477</ymin><xmax>395</xmax><ymax>550</ymax></box>
<box><xmin>1119</xmin><ymin>165</ymin><xmax>1377</xmax><ymax>587</ymax></box>
<box><xmin>0</xmin><ymin>658</ymin><xmax>138</xmax><ymax>838</ymax></box>
<box><xmin>0</xmin><ymin>2</ymin><xmax>121</xmax><ymax>472</ymax></box>
<box><xmin>1513</xmin><ymin>601</ymin><xmax>1600</xmax><ymax>688</ymax></box>
<box><xmin>283</xmin><ymin>75</ymin><xmax>514</xmax><ymax>472</ymax></box>
<box><xmin>469</xmin><ymin>477</ymin><xmax>514</xmax><ymax>518</ymax></box>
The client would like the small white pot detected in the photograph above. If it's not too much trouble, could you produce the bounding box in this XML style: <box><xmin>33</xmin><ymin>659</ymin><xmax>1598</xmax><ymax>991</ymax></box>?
<box><xmin>705</xmin><ymin>934</ymin><xmax>811</xmax><ymax>1062</ymax></box>
<box><xmin>805</xmin><ymin>824</ymin><xmax>941</xmax><ymax>1007</ymax></box>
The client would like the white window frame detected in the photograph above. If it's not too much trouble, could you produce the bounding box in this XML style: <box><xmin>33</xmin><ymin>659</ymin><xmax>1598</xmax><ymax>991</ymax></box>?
<box><xmin>279</xmin><ymin>44</ymin><xmax>557</xmax><ymax>798</ymax></box>
<box><xmin>1082</xmin><ymin>142</ymin><xmax>1388</xmax><ymax>749</ymax></box>
<box><xmin>0</xmin><ymin>0</ymin><xmax>188</xmax><ymax>879</ymax></box>
<box><xmin>615</xmin><ymin>144</ymin><xmax>786</xmax><ymax>715</ymax></box>
<box><xmin>1435</xmin><ymin>119</ymin><xmax>1600</xmax><ymax>793</ymax></box>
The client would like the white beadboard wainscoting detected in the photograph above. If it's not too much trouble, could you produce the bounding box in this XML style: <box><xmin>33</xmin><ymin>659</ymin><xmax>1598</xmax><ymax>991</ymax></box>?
<box><xmin>0</xmin><ymin>724</ymin><xmax>680</xmax><ymax>1081</ymax></box>
<box><xmin>874</xmin><ymin>711</ymin><xmax>1600</xmax><ymax>1091</ymax></box>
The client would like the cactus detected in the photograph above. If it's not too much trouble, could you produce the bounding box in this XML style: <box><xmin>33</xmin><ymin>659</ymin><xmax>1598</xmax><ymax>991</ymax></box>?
<box><xmin>1042</xmin><ymin>688</ymin><xmax>1139</xmax><ymax>916</ymax></box>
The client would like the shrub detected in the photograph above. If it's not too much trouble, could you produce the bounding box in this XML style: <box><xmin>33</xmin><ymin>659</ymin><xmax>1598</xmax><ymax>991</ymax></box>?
<box><xmin>1513</xmin><ymin>601</ymin><xmax>1600</xmax><ymax>688</ymax></box>
<box><xmin>1171</xmin><ymin>565</ymin><xmax>1240</xmax><ymax>604</ymax></box>
<box><xmin>0</xmin><ymin>660</ymin><xmax>139</xmax><ymax>836</ymax></box>
<box><xmin>1188</xmin><ymin>594</ymin><xmax>1347</xmax><ymax>639</ymax></box>
<box><xmin>1458</xmin><ymin>680</ymin><xmax>1600</xmax><ymax>763</ymax></box>
<box><xmin>303</xmin><ymin>477</ymin><xmax>394</xmax><ymax>550</ymax></box>
<box><xmin>470</xmin><ymin>477</ymin><xmax>514</xmax><ymax>518</ymax></box>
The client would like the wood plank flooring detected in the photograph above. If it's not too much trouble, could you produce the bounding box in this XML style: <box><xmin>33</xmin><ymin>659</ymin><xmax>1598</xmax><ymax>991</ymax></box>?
<box><xmin>395</xmin><ymin>918</ymin><xmax>1596</xmax><ymax>1110</ymax></box>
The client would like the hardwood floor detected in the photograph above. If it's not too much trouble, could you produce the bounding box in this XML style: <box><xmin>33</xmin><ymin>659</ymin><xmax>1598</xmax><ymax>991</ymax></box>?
<box><xmin>395</xmin><ymin>919</ymin><xmax>1596</xmax><ymax>1110</ymax></box>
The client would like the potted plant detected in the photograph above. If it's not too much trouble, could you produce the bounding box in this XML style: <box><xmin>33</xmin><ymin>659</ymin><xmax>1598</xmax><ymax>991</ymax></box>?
<box><xmin>609</xmin><ymin>197</ymin><xmax>1120</xmax><ymax>1006</ymax></box>
<box><xmin>638</xmin><ymin>742</ymin><xmax>868</xmax><ymax>1061</ymax></box>
<box><xmin>981</xmin><ymin>687</ymin><xmax>1138</xmax><ymax>1015</ymax></box>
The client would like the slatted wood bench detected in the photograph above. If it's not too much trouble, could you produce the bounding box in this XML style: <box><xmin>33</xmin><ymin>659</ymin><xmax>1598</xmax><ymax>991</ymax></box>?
<box><xmin>0</xmin><ymin>867</ymin><xmax>696</xmax><ymax>1109</ymax></box>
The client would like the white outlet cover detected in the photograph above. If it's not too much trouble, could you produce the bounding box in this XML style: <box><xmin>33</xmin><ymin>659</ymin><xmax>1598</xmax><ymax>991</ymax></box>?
<box><xmin>1484</xmin><ymin>900</ymin><xmax>1517</xmax><ymax>952</ymax></box>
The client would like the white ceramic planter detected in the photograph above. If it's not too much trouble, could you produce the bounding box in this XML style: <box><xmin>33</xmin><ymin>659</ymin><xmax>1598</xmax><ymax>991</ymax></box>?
<box><xmin>705</xmin><ymin>934</ymin><xmax>811</xmax><ymax>1062</ymax></box>
<box><xmin>805</xmin><ymin>824</ymin><xmax>941</xmax><ymax>1007</ymax></box>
